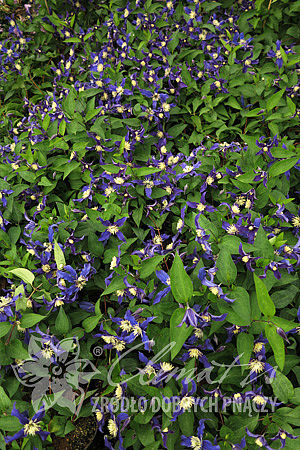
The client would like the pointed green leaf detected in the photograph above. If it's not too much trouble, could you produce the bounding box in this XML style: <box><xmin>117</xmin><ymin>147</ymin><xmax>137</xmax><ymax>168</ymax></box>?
<box><xmin>271</xmin><ymin>371</ymin><xmax>294</xmax><ymax>403</ymax></box>
<box><xmin>10</xmin><ymin>268</ymin><xmax>35</xmax><ymax>286</ymax></box>
<box><xmin>216</xmin><ymin>247</ymin><xmax>237</xmax><ymax>285</ymax></box>
<box><xmin>20</xmin><ymin>313</ymin><xmax>46</xmax><ymax>328</ymax></box>
<box><xmin>54</xmin><ymin>240</ymin><xmax>66</xmax><ymax>270</ymax></box>
<box><xmin>269</xmin><ymin>157</ymin><xmax>299</xmax><ymax>178</ymax></box>
<box><xmin>0</xmin><ymin>386</ymin><xmax>11</xmax><ymax>411</ymax></box>
<box><xmin>254</xmin><ymin>274</ymin><xmax>276</xmax><ymax>317</ymax></box>
<box><xmin>170</xmin><ymin>252</ymin><xmax>193</xmax><ymax>303</ymax></box>
<box><xmin>254</xmin><ymin>225</ymin><xmax>274</xmax><ymax>260</ymax></box>
<box><xmin>266</xmin><ymin>89</ymin><xmax>285</xmax><ymax>111</ymax></box>
<box><xmin>82</xmin><ymin>314</ymin><xmax>102</xmax><ymax>333</ymax></box>
<box><xmin>55</xmin><ymin>307</ymin><xmax>71</xmax><ymax>335</ymax></box>
<box><xmin>265</xmin><ymin>322</ymin><xmax>285</xmax><ymax>371</ymax></box>
<box><xmin>237</xmin><ymin>333</ymin><xmax>254</xmax><ymax>373</ymax></box>
<box><xmin>139</xmin><ymin>255</ymin><xmax>165</xmax><ymax>279</ymax></box>
<box><xmin>0</xmin><ymin>322</ymin><xmax>11</xmax><ymax>338</ymax></box>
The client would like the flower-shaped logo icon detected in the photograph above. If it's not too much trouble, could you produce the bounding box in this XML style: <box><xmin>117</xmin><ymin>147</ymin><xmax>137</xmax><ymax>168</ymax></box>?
<box><xmin>12</xmin><ymin>335</ymin><xmax>101</xmax><ymax>415</ymax></box>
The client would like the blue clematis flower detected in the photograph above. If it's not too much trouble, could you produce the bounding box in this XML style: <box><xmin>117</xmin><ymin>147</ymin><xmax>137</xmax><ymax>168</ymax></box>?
<box><xmin>98</xmin><ymin>217</ymin><xmax>127</xmax><ymax>243</ymax></box>
<box><xmin>246</xmin><ymin>428</ymin><xmax>273</xmax><ymax>449</ymax></box>
<box><xmin>181</xmin><ymin>419</ymin><xmax>220</xmax><ymax>449</ymax></box>
<box><xmin>164</xmin><ymin>378</ymin><xmax>200</xmax><ymax>422</ymax></box>
<box><xmin>230</xmin><ymin>437</ymin><xmax>246</xmax><ymax>449</ymax></box>
<box><xmin>5</xmin><ymin>403</ymin><xmax>49</xmax><ymax>444</ymax></box>
<box><xmin>153</xmin><ymin>270</ymin><xmax>171</xmax><ymax>304</ymax></box>
<box><xmin>247</xmin><ymin>355</ymin><xmax>276</xmax><ymax>382</ymax></box>
<box><xmin>178</xmin><ymin>307</ymin><xmax>201</xmax><ymax>328</ymax></box>
<box><xmin>270</xmin><ymin>428</ymin><xmax>299</xmax><ymax>447</ymax></box>
<box><xmin>104</xmin><ymin>402</ymin><xmax>129</xmax><ymax>450</ymax></box>
<box><xmin>57</xmin><ymin>263</ymin><xmax>96</xmax><ymax>301</ymax></box>
<box><xmin>111</xmin><ymin>309</ymin><xmax>155</xmax><ymax>351</ymax></box>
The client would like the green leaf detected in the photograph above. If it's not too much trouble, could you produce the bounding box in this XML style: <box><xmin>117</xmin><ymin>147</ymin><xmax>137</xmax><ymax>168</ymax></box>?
<box><xmin>132</xmin><ymin>205</ymin><xmax>143</xmax><ymax>227</ymax></box>
<box><xmin>271</xmin><ymin>286</ymin><xmax>298</xmax><ymax>308</ymax></box>
<box><xmin>0</xmin><ymin>322</ymin><xmax>11</xmax><ymax>338</ymax></box>
<box><xmin>271</xmin><ymin>371</ymin><xmax>294</xmax><ymax>403</ymax></box>
<box><xmin>136</xmin><ymin>423</ymin><xmax>155</xmax><ymax>446</ymax></box>
<box><xmin>219</xmin><ymin>235</ymin><xmax>255</xmax><ymax>254</ymax></box>
<box><xmin>255</xmin><ymin>0</ymin><xmax>265</xmax><ymax>11</ymax></box>
<box><xmin>134</xmin><ymin>167</ymin><xmax>161</xmax><ymax>176</ymax></box>
<box><xmin>169</xmin><ymin>252</ymin><xmax>193</xmax><ymax>303</ymax></box>
<box><xmin>42</xmin><ymin>114</ymin><xmax>50</xmax><ymax>131</ymax></box>
<box><xmin>59</xmin><ymin>119</ymin><xmax>66</xmax><ymax>136</ymax></box>
<box><xmin>237</xmin><ymin>333</ymin><xmax>254</xmax><ymax>373</ymax></box>
<box><xmin>218</xmin><ymin>287</ymin><xmax>251</xmax><ymax>326</ymax></box>
<box><xmin>269</xmin><ymin>157</ymin><xmax>299</xmax><ymax>177</ymax></box>
<box><xmin>9</xmin><ymin>268</ymin><xmax>35</xmax><ymax>286</ymax></box>
<box><xmin>139</xmin><ymin>255</ymin><xmax>165</xmax><ymax>279</ymax></box>
<box><xmin>0</xmin><ymin>386</ymin><xmax>11</xmax><ymax>411</ymax></box>
<box><xmin>14</xmin><ymin>284</ymin><xmax>26</xmax><ymax>311</ymax></box>
<box><xmin>127</xmin><ymin>377</ymin><xmax>163</xmax><ymax>400</ymax></box>
<box><xmin>266</xmin><ymin>89</ymin><xmax>285</xmax><ymax>111</ymax></box>
<box><xmin>55</xmin><ymin>307</ymin><xmax>71</xmax><ymax>335</ymax></box>
<box><xmin>38</xmin><ymin>176</ymin><xmax>53</xmax><ymax>187</ymax></box>
<box><xmin>170</xmin><ymin>308</ymin><xmax>193</xmax><ymax>360</ymax></box>
<box><xmin>286</xmin><ymin>96</ymin><xmax>296</xmax><ymax>115</ymax></box>
<box><xmin>54</xmin><ymin>240</ymin><xmax>66</xmax><ymax>270</ymax></box>
<box><xmin>0</xmin><ymin>416</ymin><xmax>21</xmax><ymax>431</ymax></box>
<box><xmin>62</xmin><ymin>161</ymin><xmax>80</xmax><ymax>180</ymax></box>
<box><xmin>7</xmin><ymin>339</ymin><xmax>29</xmax><ymax>360</ymax></box>
<box><xmin>168</xmin><ymin>124</ymin><xmax>187</xmax><ymax>138</ymax></box>
<box><xmin>90</xmin><ymin>117</ymin><xmax>106</xmax><ymax>139</ymax></box>
<box><xmin>42</xmin><ymin>23</ymin><xmax>55</xmax><ymax>33</ymax></box>
<box><xmin>272</xmin><ymin>316</ymin><xmax>298</xmax><ymax>332</ymax></box>
<box><xmin>64</xmin><ymin>89</ymin><xmax>76</xmax><ymax>116</ymax></box>
<box><xmin>225</xmin><ymin>413</ymin><xmax>258</xmax><ymax>438</ymax></box>
<box><xmin>226</xmin><ymin>97</ymin><xmax>242</xmax><ymax>110</ymax></box>
<box><xmin>243</xmin><ymin>107</ymin><xmax>264</xmax><ymax>117</ymax></box>
<box><xmin>0</xmin><ymin>342</ymin><xmax>11</xmax><ymax>365</ymax></box>
<box><xmin>168</xmin><ymin>30</ymin><xmax>179</xmax><ymax>53</ymax></box>
<box><xmin>254</xmin><ymin>225</ymin><xmax>274</xmax><ymax>259</ymax></box>
<box><xmin>20</xmin><ymin>313</ymin><xmax>46</xmax><ymax>328</ymax></box>
<box><xmin>254</xmin><ymin>274</ymin><xmax>276</xmax><ymax>317</ymax></box>
<box><xmin>178</xmin><ymin>410</ymin><xmax>194</xmax><ymax>436</ymax></box>
<box><xmin>216</xmin><ymin>247</ymin><xmax>237</xmax><ymax>285</ymax></box>
<box><xmin>64</xmin><ymin>37</ymin><xmax>81</xmax><ymax>43</ymax></box>
<box><xmin>82</xmin><ymin>314</ymin><xmax>102</xmax><ymax>333</ymax></box>
<box><xmin>181</xmin><ymin>63</ymin><xmax>192</xmax><ymax>84</ymax></box>
<box><xmin>100</xmin><ymin>164</ymin><xmax>122</xmax><ymax>174</ymax></box>
<box><xmin>101</xmin><ymin>276</ymin><xmax>126</xmax><ymax>296</ymax></box>
<box><xmin>265</xmin><ymin>322</ymin><xmax>285</xmax><ymax>371</ymax></box>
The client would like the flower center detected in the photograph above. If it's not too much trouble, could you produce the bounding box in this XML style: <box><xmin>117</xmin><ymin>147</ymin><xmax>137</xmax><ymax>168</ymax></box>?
<box><xmin>160</xmin><ymin>362</ymin><xmax>174</xmax><ymax>372</ymax></box>
<box><xmin>197</xmin><ymin>203</ymin><xmax>206</xmax><ymax>211</ymax></box>
<box><xmin>188</xmin><ymin>348</ymin><xmax>202</xmax><ymax>358</ymax></box>
<box><xmin>291</xmin><ymin>216</ymin><xmax>300</xmax><ymax>227</ymax></box>
<box><xmin>179</xmin><ymin>396</ymin><xmax>195</xmax><ymax>410</ymax></box>
<box><xmin>253</xmin><ymin>395</ymin><xmax>266</xmax><ymax>405</ymax></box>
<box><xmin>108</xmin><ymin>419</ymin><xmax>118</xmax><ymax>437</ymax></box>
<box><xmin>24</xmin><ymin>420</ymin><xmax>41</xmax><ymax>436</ymax></box>
<box><xmin>249</xmin><ymin>360</ymin><xmax>265</xmax><ymax>373</ymax></box>
<box><xmin>108</xmin><ymin>225</ymin><xmax>119</xmax><ymax>234</ymax></box>
<box><xmin>120</xmin><ymin>320</ymin><xmax>132</xmax><ymax>332</ymax></box>
<box><xmin>227</xmin><ymin>224</ymin><xmax>238</xmax><ymax>235</ymax></box>
<box><xmin>190</xmin><ymin>436</ymin><xmax>202</xmax><ymax>449</ymax></box>
<box><xmin>76</xmin><ymin>276</ymin><xmax>87</xmax><ymax>289</ymax></box>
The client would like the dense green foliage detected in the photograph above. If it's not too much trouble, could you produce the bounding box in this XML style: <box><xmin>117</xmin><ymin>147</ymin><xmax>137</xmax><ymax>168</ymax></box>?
<box><xmin>0</xmin><ymin>0</ymin><xmax>299</xmax><ymax>449</ymax></box>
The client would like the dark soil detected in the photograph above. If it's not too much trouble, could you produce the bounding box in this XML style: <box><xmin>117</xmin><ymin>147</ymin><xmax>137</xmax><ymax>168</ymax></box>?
<box><xmin>52</xmin><ymin>416</ymin><xmax>102</xmax><ymax>450</ymax></box>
